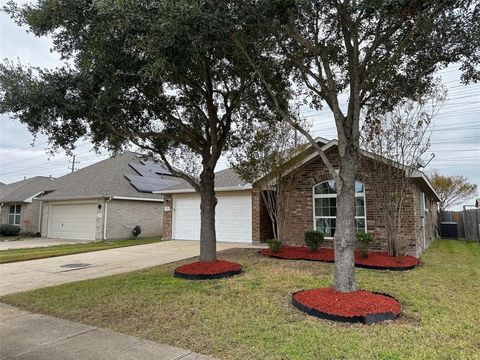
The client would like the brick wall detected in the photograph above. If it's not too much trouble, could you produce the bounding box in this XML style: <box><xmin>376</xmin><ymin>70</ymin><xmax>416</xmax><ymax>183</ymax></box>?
<box><xmin>276</xmin><ymin>149</ymin><xmax>430</xmax><ymax>256</ymax></box>
<box><xmin>106</xmin><ymin>199</ymin><xmax>163</xmax><ymax>239</ymax></box>
<box><xmin>0</xmin><ymin>202</ymin><xmax>41</xmax><ymax>234</ymax></box>
<box><xmin>252</xmin><ymin>190</ymin><xmax>274</xmax><ymax>243</ymax></box>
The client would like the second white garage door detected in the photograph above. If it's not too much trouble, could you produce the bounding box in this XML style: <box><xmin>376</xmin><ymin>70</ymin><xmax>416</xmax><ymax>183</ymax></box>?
<box><xmin>173</xmin><ymin>194</ymin><xmax>252</xmax><ymax>243</ymax></box>
<box><xmin>47</xmin><ymin>203</ymin><xmax>98</xmax><ymax>240</ymax></box>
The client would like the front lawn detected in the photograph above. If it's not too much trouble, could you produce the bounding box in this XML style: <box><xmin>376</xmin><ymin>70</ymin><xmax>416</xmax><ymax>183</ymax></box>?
<box><xmin>0</xmin><ymin>237</ymin><xmax>162</xmax><ymax>264</ymax></box>
<box><xmin>2</xmin><ymin>240</ymin><xmax>479</xmax><ymax>359</ymax></box>
<box><xmin>0</xmin><ymin>236</ymin><xmax>21</xmax><ymax>242</ymax></box>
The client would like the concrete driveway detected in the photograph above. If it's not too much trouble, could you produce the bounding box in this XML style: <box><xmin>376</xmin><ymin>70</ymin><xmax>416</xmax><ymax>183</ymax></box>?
<box><xmin>0</xmin><ymin>238</ymin><xmax>91</xmax><ymax>251</ymax></box>
<box><xmin>0</xmin><ymin>240</ymin><xmax>257</xmax><ymax>296</ymax></box>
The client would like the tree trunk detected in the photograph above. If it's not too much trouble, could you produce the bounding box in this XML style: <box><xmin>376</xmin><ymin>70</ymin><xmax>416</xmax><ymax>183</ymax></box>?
<box><xmin>199</xmin><ymin>167</ymin><xmax>217</xmax><ymax>262</ymax></box>
<box><xmin>333</xmin><ymin>147</ymin><xmax>357</xmax><ymax>292</ymax></box>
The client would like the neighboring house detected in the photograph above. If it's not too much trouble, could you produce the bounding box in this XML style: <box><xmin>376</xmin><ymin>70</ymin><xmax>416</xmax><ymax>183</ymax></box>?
<box><xmin>161</xmin><ymin>138</ymin><xmax>439</xmax><ymax>257</ymax></box>
<box><xmin>37</xmin><ymin>152</ymin><xmax>180</xmax><ymax>241</ymax></box>
<box><xmin>0</xmin><ymin>176</ymin><xmax>56</xmax><ymax>234</ymax></box>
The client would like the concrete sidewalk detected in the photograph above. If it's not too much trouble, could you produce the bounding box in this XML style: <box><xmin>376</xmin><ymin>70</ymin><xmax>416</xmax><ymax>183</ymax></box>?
<box><xmin>0</xmin><ymin>240</ymin><xmax>262</xmax><ymax>296</ymax></box>
<box><xmin>0</xmin><ymin>303</ymin><xmax>214</xmax><ymax>360</ymax></box>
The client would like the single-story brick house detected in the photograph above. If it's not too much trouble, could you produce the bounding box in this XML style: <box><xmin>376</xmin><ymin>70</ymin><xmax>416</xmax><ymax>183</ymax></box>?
<box><xmin>0</xmin><ymin>176</ymin><xmax>57</xmax><ymax>234</ymax></box>
<box><xmin>36</xmin><ymin>152</ymin><xmax>180</xmax><ymax>241</ymax></box>
<box><xmin>161</xmin><ymin>138</ymin><xmax>439</xmax><ymax>257</ymax></box>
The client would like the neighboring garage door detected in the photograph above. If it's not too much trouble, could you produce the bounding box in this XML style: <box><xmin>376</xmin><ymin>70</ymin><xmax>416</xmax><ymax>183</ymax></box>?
<box><xmin>173</xmin><ymin>195</ymin><xmax>252</xmax><ymax>243</ymax></box>
<box><xmin>47</xmin><ymin>203</ymin><xmax>97</xmax><ymax>240</ymax></box>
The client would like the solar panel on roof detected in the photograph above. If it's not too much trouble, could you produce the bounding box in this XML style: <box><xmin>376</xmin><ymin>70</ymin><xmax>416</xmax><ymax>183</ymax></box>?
<box><xmin>126</xmin><ymin>158</ymin><xmax>177</xmax><ymax>192</ymax></box>
<box><xmin>141</xmin><ymin>160</ymin><xmax>172</xmax><ymax>175</ymax></box>
<box><xmin>129</xmin><ymin>163</ymin><xmax>157</xmax><ymax>178</ymax></box>
<box><xmin>125</xmin><ymin>174</ymin><xmax>180</xmax><ymax>193</ymax></box>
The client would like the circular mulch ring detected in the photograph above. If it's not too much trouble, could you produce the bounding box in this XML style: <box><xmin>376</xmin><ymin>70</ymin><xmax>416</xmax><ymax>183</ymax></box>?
<box><xmin>174</xmin><ymin>260</ymin><xmax>242</xmax><ymax>280</ymax></box>
<box><xmin>261</xmin><ymin>246</ymin><xmax>419</xmax><ymax>271</ymax></box>
<box><xmin>292</xmin><ymin>288</ymin><xmax>401</xmax><ymax>324</ymax></box>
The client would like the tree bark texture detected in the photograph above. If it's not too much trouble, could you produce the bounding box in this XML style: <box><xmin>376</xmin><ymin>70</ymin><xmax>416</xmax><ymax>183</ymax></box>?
<box><xmin>199</xmin><ymin>167</ymin><xmax>217</xmax><ymax>262</ymax></box>
<box><xmin>333</xmin><ymin>144</ymin><xmax>358</xmax><ymax>292</ymax></box>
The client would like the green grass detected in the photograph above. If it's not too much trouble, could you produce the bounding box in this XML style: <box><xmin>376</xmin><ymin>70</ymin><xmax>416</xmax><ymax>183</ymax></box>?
<box><xmin>0</xmin><ymin>237</ymin><xmax>163</xmax><ymax>263</ymax></box>
<box><xmin>0</xmin><ymin>236</ymin><xmax>21</xmax><ymax>242</ymax></box>
<box><xmin>2</xmin><ymin>240</ymin><xmax>479</xmax><ymax>359</ymax></box>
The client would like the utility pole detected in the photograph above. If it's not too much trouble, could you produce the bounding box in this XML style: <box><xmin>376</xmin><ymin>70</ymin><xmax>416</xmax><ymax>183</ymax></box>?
<box><xmin>69</xmin><ymin>155</ymin><xmax>79</xmax><ymax>173</ymax></box>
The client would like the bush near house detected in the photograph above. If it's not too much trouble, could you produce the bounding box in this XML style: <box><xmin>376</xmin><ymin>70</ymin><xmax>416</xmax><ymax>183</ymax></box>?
<box><xmin>267</xmin><ymin>239</ymin><xmax>282</xmax><ymax>253</ymax></box>
<box><xmin>304</xmin><ymin>230</ymin><xmax>324</xmax><ymax>251</ymax></box>
<box><xmin>356</xmin><ymin>232</ymin><xmax>374</xmax><ymax>258</ymax></box>
<box><xmin>0</xmin><ymin>224</ymin><xmax>21</xmax><ymax>236</ymax></box>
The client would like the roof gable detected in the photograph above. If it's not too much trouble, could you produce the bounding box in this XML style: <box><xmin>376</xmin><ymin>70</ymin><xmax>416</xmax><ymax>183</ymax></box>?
<box><xmin>266</xmin><ymin>139</ymin><xmax>440</xmax><ymax>201</ymax></box>
<box><xmin>0</xmin><ymin>176</ymin><xmax>56</xmax><ymax>203</ymax></box>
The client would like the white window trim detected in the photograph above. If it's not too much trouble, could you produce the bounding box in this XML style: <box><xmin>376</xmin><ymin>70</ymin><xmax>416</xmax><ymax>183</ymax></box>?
<box><xmin>312</xmin><ymin>180</ymin><xmax>367</xmax><ymax>239</ymax></box>
<box><xmin>8</xmin><ymin>204</ymin><xmax>22</xmax><ymax>225</ymax></box>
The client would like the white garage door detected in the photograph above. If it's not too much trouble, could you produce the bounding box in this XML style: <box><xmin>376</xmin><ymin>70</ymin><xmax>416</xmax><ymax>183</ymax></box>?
<box><xmin>47</xmin><ymin>203</ymin><xmax>97</xmax><ymax>240</ymax></box>
<box><xmin>173</xmin><ymin>195</ymin><xmax>252</xmax><ymax>243</ymax></box>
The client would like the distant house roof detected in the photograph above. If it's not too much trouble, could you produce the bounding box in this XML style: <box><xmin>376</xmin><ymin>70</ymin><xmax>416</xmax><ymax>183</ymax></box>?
<box><xmin>39</xmin><ymin>152</ymin><xmax>181</xmax><ymax>201</ymax></box>
<box><xmin>159</xmin><ymin>168</ymin><xmax>251</xmax><ymax>194</ymax></box>
<box><xmin>0</xmin><ymin>176</ymin><xmax>56</xmax><ymax>203</ymax></box>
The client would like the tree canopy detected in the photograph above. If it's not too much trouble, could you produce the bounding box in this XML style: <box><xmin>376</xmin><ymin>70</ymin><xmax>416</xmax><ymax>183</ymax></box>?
<box><xmin>233</xmin><ymin>0</ymin><xmax>479</xmax><ymax>291</ymax></box>
<box><xmin>0</xmin><ymin>0</ymin><xmax>288</xmax><ymax>261</ymax></box>
<box><xmin>430</xmin><ymin>170</ymin><xmax>478</xmax><ymax>210</ymax></box>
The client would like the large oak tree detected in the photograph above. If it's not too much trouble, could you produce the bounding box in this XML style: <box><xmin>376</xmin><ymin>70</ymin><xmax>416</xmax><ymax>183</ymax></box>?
<box><xmin>0</xmin><ymin>0</ymin><xmax>287</xmax><ymax>261</ymax></box>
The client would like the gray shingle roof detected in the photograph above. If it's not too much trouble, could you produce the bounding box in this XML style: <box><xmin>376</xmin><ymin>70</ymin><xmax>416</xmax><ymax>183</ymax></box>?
<box><xmin>160</xmin><ymin>167</ymin><xmax>250</xmax><ymax>193</ymax></box>
<box><xmin>0</xmin><ymin>176</ymin><xmax>57</xmax><ymax>203</ymax></box>
<box><xmin>40</xmin><ymin>152</ymin><xmax>175</xmax><ymax>201</ymax></box>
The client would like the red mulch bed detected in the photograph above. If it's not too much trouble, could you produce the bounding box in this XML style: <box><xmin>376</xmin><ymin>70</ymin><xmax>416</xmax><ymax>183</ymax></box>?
<box><xmin>261</xmin><ymin>246</ymin><xmax>419</xmax><ymax>270</ymax></box>
<box><xmin>292</xmin><ymin>288</ymin><xmax>401</xmax><ymax>321</ymax></box>
<box><xmin>174</xmin><ymin>260</ymin><xmax>242</xmax><ymax>279</ymax></box>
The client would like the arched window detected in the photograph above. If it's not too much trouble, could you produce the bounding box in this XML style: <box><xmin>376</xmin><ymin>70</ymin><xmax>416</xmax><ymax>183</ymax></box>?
<box><xmin>313</xmin><ymin>180</ymin><xmax>366</xmax><ymax>238</ymax></box>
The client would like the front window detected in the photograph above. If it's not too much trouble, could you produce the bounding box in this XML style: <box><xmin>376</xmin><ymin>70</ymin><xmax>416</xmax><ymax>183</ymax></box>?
<box><xmin>8</xmin><ymin>205</ymin><xmax>21</xmax><ymax>225</ymax></box>
<box><xmin>313</xmin><ymin>180</ymin><xmax>366</xmax><ymax>238</ymax></box>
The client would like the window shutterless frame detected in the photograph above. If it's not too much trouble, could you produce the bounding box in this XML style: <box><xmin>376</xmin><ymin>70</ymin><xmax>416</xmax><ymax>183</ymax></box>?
<box><xmin>312</xmin><ymin>180</ymin><xmax>367</xmax><ymax>239</ymax></box>
<box><xmin>8</xmin><ymin>204</ymin><xmax>22</xmax><ymax>225</ymax></box>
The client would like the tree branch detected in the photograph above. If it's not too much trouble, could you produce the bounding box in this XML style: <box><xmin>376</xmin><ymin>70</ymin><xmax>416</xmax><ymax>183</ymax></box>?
<box><xmin>232</xmin><ymin>34</ymin><xmax>340</xmax><ymax>183</ymax></box>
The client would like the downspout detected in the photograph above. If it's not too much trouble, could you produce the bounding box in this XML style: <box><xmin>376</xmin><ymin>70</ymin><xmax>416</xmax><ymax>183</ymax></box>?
<box><xmin>103</xmin><ymin>197</ymin><xmax>113</xmax><ymax>241</ymax></box>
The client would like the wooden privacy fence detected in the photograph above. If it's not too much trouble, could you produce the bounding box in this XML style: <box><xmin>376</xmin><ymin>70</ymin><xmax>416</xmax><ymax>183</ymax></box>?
<box><xmin>438</xmin><ymin>209</ymin><xmax>480</xmax><ymax>241</ymax></box>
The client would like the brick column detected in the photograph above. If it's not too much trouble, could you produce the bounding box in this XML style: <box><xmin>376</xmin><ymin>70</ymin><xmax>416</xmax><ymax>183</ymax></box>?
<box><xmin>162</xmin><ymin>194</ymin><xmax>173</xmax><ymax>240</ymax></box>
<box><xmin>252</xmin><ymin>190</ymin><xmax>261</xmax><ymax>243</ymax></box>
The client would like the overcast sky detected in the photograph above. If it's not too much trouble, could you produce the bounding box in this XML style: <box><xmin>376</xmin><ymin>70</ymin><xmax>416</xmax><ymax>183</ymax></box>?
<box><xmin>0</xmin><ymin>3</ymin><xmax>479</xmax><ymax>209</ymax></box>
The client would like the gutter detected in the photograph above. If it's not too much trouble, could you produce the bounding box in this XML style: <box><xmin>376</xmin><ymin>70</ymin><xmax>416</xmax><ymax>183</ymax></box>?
<box><xmin>111</xmin><ymin>196</ymin><xmax>164</xmax><ymax>202</ymax></box>
<box><xmin>156</xmin><ymin>184</ymin><xmax>252</xmax><ymax>194</ymax></box>
<box><xmin>410</xmin><ymin>173</ymin><xmax>441</xmax><ymax>202</ymax></box>
<box><xmin>39</xmin><ymin>195</ymin><xmax>164</xmax><ymax>202</ymax></box>
<box><xmin>103</xmin><ymin>197</ymin><xmax>113</xmax><ymax>241</ymax></box>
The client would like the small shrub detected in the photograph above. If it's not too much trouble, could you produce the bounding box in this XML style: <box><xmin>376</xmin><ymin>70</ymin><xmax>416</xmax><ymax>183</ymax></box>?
<box><xmin>356</xmin><ymin>232</ymin><xmax>374</xmax><ymax>258</ymax></box>
<box><xmin>267</xmin><ymin>239</ymin><xmax>282</xmax><ymax>253</ymax></box>
<box><xmin>19</xmin><ymin>231</ymin><xmax>34</xmax><ymax>238</ymax></box>
<box><xmin>304</xmin><ymin>230</ymin><xmax>324</xmax><ymax>251</ymax></box>
<box><xmin>0</xmin><ymin>224</ymin><xmax>21</xmax><ymax>236</ymax></box>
